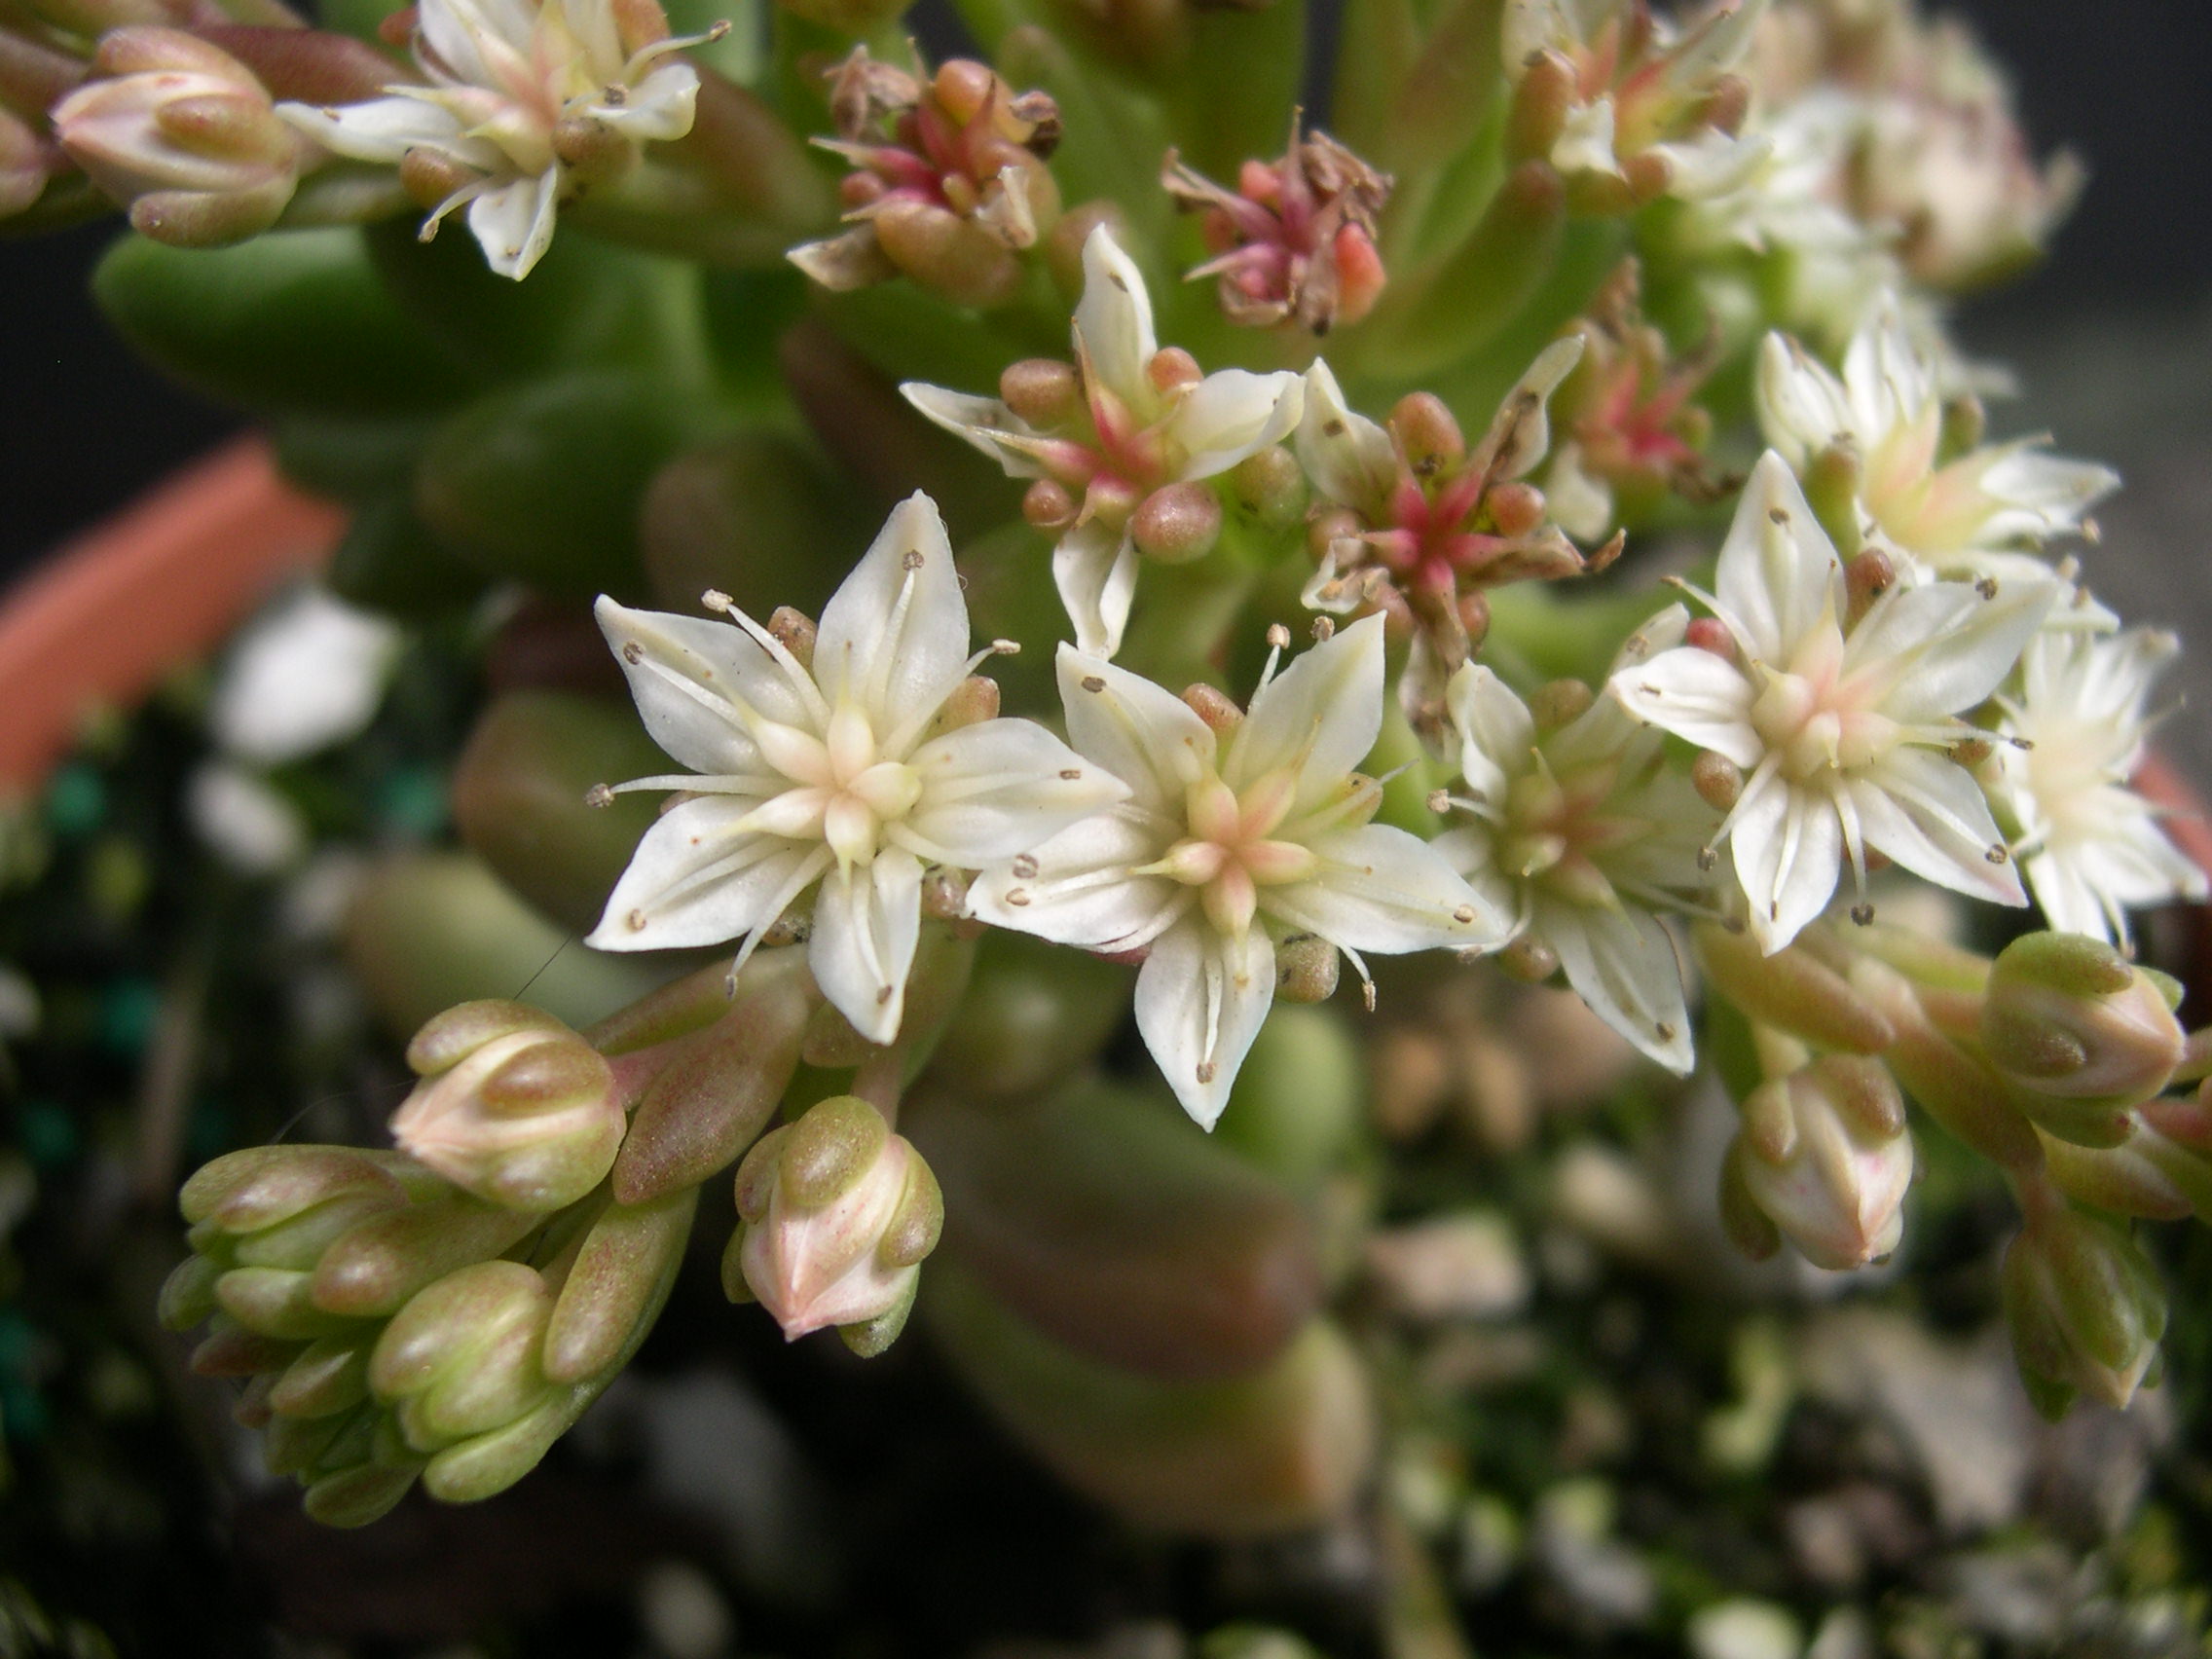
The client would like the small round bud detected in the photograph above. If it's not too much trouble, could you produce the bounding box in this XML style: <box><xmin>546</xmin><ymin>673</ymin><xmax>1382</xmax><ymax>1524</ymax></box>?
<box><xmin>1495</xmin><ymin>935</ymin><xmax>1560</xmax><ymax>984</ymax></box>
<box><xmin>2002</xmin><ymin>1205</ymin><xmax>2166</xmax><ymax>1414</ymax></box>
<box><xmin>1691</xmin><ymin>750</ymin><xmax>1743</xmax><ymax>813</ymax></box>
<box><xmin>730</xmin><ymin>1095</ymin><xmax>942</xmax><ymax>1346</ymax></box>
<box><xmin>1274</xmin><ymin>937</ymin><xmax>1342</xmax><ymax>1004</ymax></box>
<box><xmin>1001</xmin><ymin>357</ymin><xmax>1081</xmax><ymax>427</ymax></box>
<box><xmin>1727</xmin><ymin>1056</ymin><xmax>1913</xmax><ymax>1272</ymax></box>
<box><xmin>1527</xmin><ymin>679</ymin><xmax>1594</xmax><ymax>731</ymax></box>
<box><xmin>1843</xmin><ymin>548</ymin><xmax>1897</xmax><ymax>629</ymax></box>
<box><xmin>1684</xmin><ymin>617</ymin><xmax>1735</xmax><ymax>660</ymax></box>
<box><xmin>1179</xmin><ymin>682</ymin><xmax>1245</xmax><ymax>735</ymax></box>
<box><xmin>1131</xmin><ymin>482</ymin><xmax>1224</xmax><ymax>564</ymax></box>
<box><xmin>1023</xmin><ymin>478</ymin><xmax>1079</xmax><ymax>532</ymax></box>
<box><xmin>1981</xmin><ymin>934</ymin><xmax>2185</xmax><ymax>1124</ymax></box>
<box><xmin>1486</xmin><ymin>481</ymin><xmax>1545</xmax><ymax>538</ymax></box>
<box><xmin>1230</xmin><ymin>445</ymin><xmax>1308</xmax><ymax>531</ymax></box>
<box><xmin>389</xmin><ymin>1008</ymin><xmax>623</xmax><ymax>1211</ymax></box>
<box><xmin>1147</xmin><ymin>347</ymin><xmax>1202</xmax><ymax>396</ymax></box>
<box><xmin>1389</xmin><ymin>392</ymin><xmax>1464</xmax><ymax>478</ymax></box>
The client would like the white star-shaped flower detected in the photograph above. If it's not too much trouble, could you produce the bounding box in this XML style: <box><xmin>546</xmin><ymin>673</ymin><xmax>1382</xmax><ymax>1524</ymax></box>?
<box><xmin>1433</xmin><ymin>613</ymin><xmax>1716</xmax><ymax>1074</ymax></box>
<box><xmin>1988</xmin><ymin>625</ymin><xmax>2207</xmax><ymax>945</ymax></box>
<box><xmin>588</xmin><ymin>494</ymin><xmax>1128</xmax><ymax>1045</ymax></box>
<box><xmin>1609</xmin><ymin>451</ymin><xmax>2047</xmax><ymax>954</ymax></box>
<box><xmin>901</xmin><ymin>226</ymin><xmax>1304</xmax><ymax>659</ymax></box>
<box><xmin>278</xmin><ymin>0</ymin><xmax>711</xmax><ymax>279</ymax></box>
<box><xmin>1756</xmin><ymin>299</ymin><xmax>2119</xmax><ymax>596</ymax></box>
<box><xmin>968</xmin><ymin>614</ymin><xmax>1507</xmax><ymax>1126</ymax></box>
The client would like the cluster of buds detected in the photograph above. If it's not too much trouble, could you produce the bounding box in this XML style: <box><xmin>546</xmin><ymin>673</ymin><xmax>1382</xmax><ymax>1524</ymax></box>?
<box><xmin>790</xmin><ymin>47</ymin><xmax>1062</xmax><ymax>309</ymax></box>
<box><xmin>1503</xmin><ymin>0</ymin><xmax>1761</xmax><ymax>212</ymax></box>
<box><xmin>49</xmin><ymin>26</ymin><xmax>307</xmax><ymax>243</ymax></box>
<box><xmin>160</xmin><ymin>1141</ymin><xmax>696</xmax><ymax>1524</ymax></box>
<box><xmin>1298</xmin><ymin>342</ymin><xmax>1620</xmax><ymax>707</ymax></box>
<box><xmin>1542</xmin><ymin>261</ymin><xmax>1727</xmax><ymax>541</ymax></box>
<box><xmin>726</xmin><ymin>1094</ymin><xmax>943</xmax><ymax>1356</ymax></box>
<box><xmin>1161</xmin><ymin>117</ymin><xmax>1390</xmax><ymax>335</ymax></box>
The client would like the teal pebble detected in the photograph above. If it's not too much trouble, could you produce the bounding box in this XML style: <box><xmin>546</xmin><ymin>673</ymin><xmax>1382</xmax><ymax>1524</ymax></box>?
<box><xmin>97</xmin><ymin>979</ymin><xmax>163</xmax><ymax>1058</ymax></box>
<box><xmin>43</xmin><ymin>765</ymin><xmax>105</xmax><ymax>838</ymax></box>
<box><xmin>377</xmin><ymin>766</ymin><xmax>448</xmax><ymax>839</ymax></box>
<box><xmin>16</xmin><ymin>1101</ymin><xmax>77</xmax><ymax>1169</ymax></box>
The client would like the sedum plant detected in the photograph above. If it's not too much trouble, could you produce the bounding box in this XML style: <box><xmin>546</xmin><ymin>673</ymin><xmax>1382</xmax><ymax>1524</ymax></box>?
<box><xmin>9</xmin><ymin>0</ymin><xmax>2210</xmax><ymax>1578</ymax></box>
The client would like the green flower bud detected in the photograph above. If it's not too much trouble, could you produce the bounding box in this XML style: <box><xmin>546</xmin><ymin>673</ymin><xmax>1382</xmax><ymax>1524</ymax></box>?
<box><xmin>1725</xmin><ymin>1056</ymin><xmax>1913</xmax><ymax>1272</ymax></box>
<box><xmin>2001</xmin><ymin>1205</ymin><xmax>2166</xmax><ymax>1415</ymax></box>
<box><xmin>542</xmin><ymin>1187</ymin><xmax>699</xmax><ymax>1383</ymax></box>
<box><xmin>1981</xmin><ymin>934</ymin><xmax>2184</xmax><ymax>1138</ymax></box>
<box><xmin>371</xmin><ymin>1260</ymin><xmax>557</xmax><ymax>1453</ymax></box>
<box><xmin>389</xmin><ymin>1002</ymin><xmax>625</xmax><ymax>1211</ymax></box>
<box><xmin>729</xmin><ymin>1095</ymin><xmax>941</xmax><ymax>1350</ymax></box>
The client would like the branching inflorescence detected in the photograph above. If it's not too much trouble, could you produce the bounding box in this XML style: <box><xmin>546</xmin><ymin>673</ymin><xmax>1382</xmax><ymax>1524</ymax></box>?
<box><xmin>16</xmin><ymin>0</ymin><xmax>2209</xmax><ymax>1548</ymax></box>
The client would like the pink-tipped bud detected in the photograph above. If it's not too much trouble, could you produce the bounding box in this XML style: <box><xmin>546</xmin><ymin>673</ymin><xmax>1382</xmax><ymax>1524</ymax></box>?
<box><xmin>1389</xmin><ymin>391</ymin><xmax>1465</xmax><ymax>479</ymax></box>
<box><xmin>2001</xmin><ymin>1205</ymin><xmax>2166</xmax><ymax>1415</ymax></box>
<box><xmin>389</xmin><ymin>1002</ymin><xmax>624</xmax><ymax>1212</ymax></box>
<box><xmin>1725</xmin><ymin>1055</ymin><xmax>1914</xmax><ymax>1272</ymax></box>
<box><xmin>1981</xmin><ymin>934</ymin><xmax>2185</xmax><ymax>1126</ymax></box>
<box><xmin>1229</xmin><ymin>445</ymin><xmax>1307</xmax><ymax>530</ymax></box>
<box><xmin>728</xmin><ymin>1095</ymin><xmax>942</xmax><ymax>1355</ymax></box>
<box><xmin>52</xmin><ymin>27</ymin><xmax>300</xmax><ymax>246</ymax></box>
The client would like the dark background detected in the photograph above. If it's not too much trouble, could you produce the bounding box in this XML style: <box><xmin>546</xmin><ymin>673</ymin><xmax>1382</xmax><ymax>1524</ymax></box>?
<box><xmin>3</xmin><ymin>0</ymin><xmax>2208</xmax><ymax>585</ymax></box>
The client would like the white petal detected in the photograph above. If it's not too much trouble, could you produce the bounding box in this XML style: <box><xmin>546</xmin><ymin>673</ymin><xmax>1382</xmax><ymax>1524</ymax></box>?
<box><xmin>1133</xmin><ymin>917</ymin><xmax>1275</xmax><ymax>1129</ymax></box>
<box><xmin>1856</xmin><ymin>578</ymin><xmax>2049</xmax><ymax>723</ymax></box>
<box><xmin>1754</xmin><ymin>331</ymin><xmax>1855</xmax><ymax>468</ymax></box>
<box><xmin>808</xmin><ymin>848</ymin><xmax>923</xmax><ymax>1045</ymax></box>
<box><xmin>1715</xmin><ymin>452</ymin><xmax>1843</xmax><ymax>664</ymax></box>
<box><xmin>1429</xmin><ymin>825</ymin><xmax>1525</xmax><ymax>931</ymax></box>
<box><xmin>1055</xmin><ymin>643</ymin><xmax>1217</xmax><ymax>817</ymax></box>
<box><xmin>967</xmin><ymin>806</ymin><xmax>1184</xmax><ymax>949</ymax></box>
<box><xmin>277</xmin><ymin>93</ymin><xmax>460</xmax><ymax>163</ymax></box>
<box><xmin>1541</xmin><ymin>897</ymin><xmax>1694</xmax><ymax>1074</ymax></box>
<box><xmin>1270</xmin><ymin>825</ymin><xmax>1508</xmax><ymax>953</ymax></box>
<box><xmin>814</xmin><ymin>493</ymin><xmax>971</xmax><ymax>725</ymax></box>
<box><xmin>1607</xmin><ymin>645</ymin><xmax>1761</xmax><ymax>767</ymax></box>
<box><xmin>901</xmin><ymin>717</ymin><xmax>1131</xmax><ymax>865</ymax></box>
<box><xmin>2022</xmin><ymin>848</ymin><xmax>2118</xmax><ymax>943</ymax></box>
<box><xmin>1227</xmin><ymin>612</ymin><xmax>1385</xmax><ymax>810</ymax></box>
<box><xmin>1851</xmin><ymin>750</ymin><xmax>2024</xmax><ymax>906</ymax></box>
<box><xmin>1169</xmin><ymin>369</ymin><xmax>1305</xmax><ymax>480</ymax></box>
<box><xmin>595</xmin><ymin>596</ymin><xmax>817</xmax><ymax>775</ymax></box>
<box><xmin>594</xmin><ymin>61</ymin><xmax>698</xmax><ymax>141</ymax></box>
<box><xmin>1072</xmin><ymin>225</ymin><xmax>1158</xmax><ymax>414</ymax></box>
<box><xmin>898</xmin><ymin>385</ymin><xmax>1054</xmax><ymax>481</ymax></box>
<box><xmin>1731</xmin><ymin>778</ymin><xmax>1842</xmax><ymax>953</ymax></box>
<box><xmin>1053</xmin><ymin>518</ymin><xmax>1140</xmax><ymax>659</ymax></box>
<box><xmin>1553</xmin><ymin>97</ymin><xmax>1622</xmax><ymax>178</ymax></box>
<box><xmin>1295</xmin><ymin>359</ymin><xmax>1397</xmax><ymax>514</ymax></box>
<box><xmin>587</xmin><ymin>797</ymin><xmax>827</xmax><ymax>950</ymax></box>
<box><xmin>1482</xmin><ymin>335</ymin><xmax>1584</xmax><ymax>481</ymax></box>
<box><xmin>467</xmin><ymin>167</ymin><xmax>560</xmax><ymax>280</ymax></box>
<box><xmin>1446</xmin><ymin>664</ymin><xmax>1536</xmax><ymax>809</ymax></box>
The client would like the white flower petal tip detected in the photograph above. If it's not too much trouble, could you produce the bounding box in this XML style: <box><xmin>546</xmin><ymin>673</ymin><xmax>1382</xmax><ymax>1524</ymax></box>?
<box><xmin>1440</xmin><ymin>653</ymin><xmax>1714</xmax><ymax>1072</ymax></box>
<box><xmin>1610</xmin><ymin>447</ymin><xmax>2047</xmax><ymax>955</ymax></box>
<box><xmin>588</xmin><ymin>495</ymin><xmax>1124</xmax><ymax>1045</ymax></box>
<box><xmin>896</xmin><ymin>228</ymin><xmax>1299</xmax><ymax>660</ymax></box>
<box><xmin>977</xmin><ymin>614</ymin><xmax>1497</xmax><ymax>1125</ymax></box>
<box><xmin>277</xmin><ymin>0</ymin><xmax>704</xmax><ymax>278</ymax></box>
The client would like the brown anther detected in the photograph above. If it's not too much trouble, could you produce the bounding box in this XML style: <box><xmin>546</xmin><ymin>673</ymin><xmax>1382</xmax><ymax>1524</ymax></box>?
<box><xmin>1974</xmin><ymin>576</ymin><xmax>2000</xmax><ymax>600</ymax></box>
<box><xmin>1180</xmin><ymin>682</ymin><xmax>1244</xmax><ymax>734</ymax></box>
<box><xmin>1082</xmin><ymin>676</ymin><xmax>1106</xmax><ymax>693</ymax></box>
<box><xmin>1948</xmin><ymin>736</ymin><xmax>1995</xmax><ymax>767</ymax></box>
<box><xmin>921</xmin><ymin>866</ymin><xmax>973</xmax><ymax>921</ymax></box>
<box><xmin>1266</xmin><ymin>623</ymin><xmax>1292</xmax><ymax>650</ymax></box>
<box><xmin>1850</xmin><ymin>903</ymin><xmax>1875</xmax><ymax>926</ymax></box>
<box><xmin>1985</xmin><ymin>844</ymin><xmax>2010</xmax><ymax>865</ymax></box>
<box><xmin>768</xmin><ymin>606</ymin><xmax>817</xmax><ymax>666</ymax></box>
<box><xmin>1310</xmin><ymin>616</ymin><xmax>1335</xmax><ymax>643</ymax></box>
<box><xmin>583</xmin><ymin>784</ymin><xmax>615</xmax><ymax>808</ymax></box>
<box><xmin>1427</xmin><ymin>789</ymin><xmax>1453</xmax><ymax>815</ymax></box>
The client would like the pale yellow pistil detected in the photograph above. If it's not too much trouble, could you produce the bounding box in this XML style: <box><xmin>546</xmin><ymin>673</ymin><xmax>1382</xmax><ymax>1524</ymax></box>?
<box><xmin>1143</xmin><ymin>768</ymin><xmax>1320</xmax><ymax>939</ymax></box>
<box><xmin>735</xmin><ymin>702</ymin><xmax>923</xmax><ymax>866</ymax></box>
<box><xmin>1747</xmin><ymin>619</ymin><xmax>1902</xmax><ymax>785</ymax></box>
<box><xmin>1495</xmin><ymin>761</ymin><xmax>1636</xmax><ymax>909</ymax></box>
